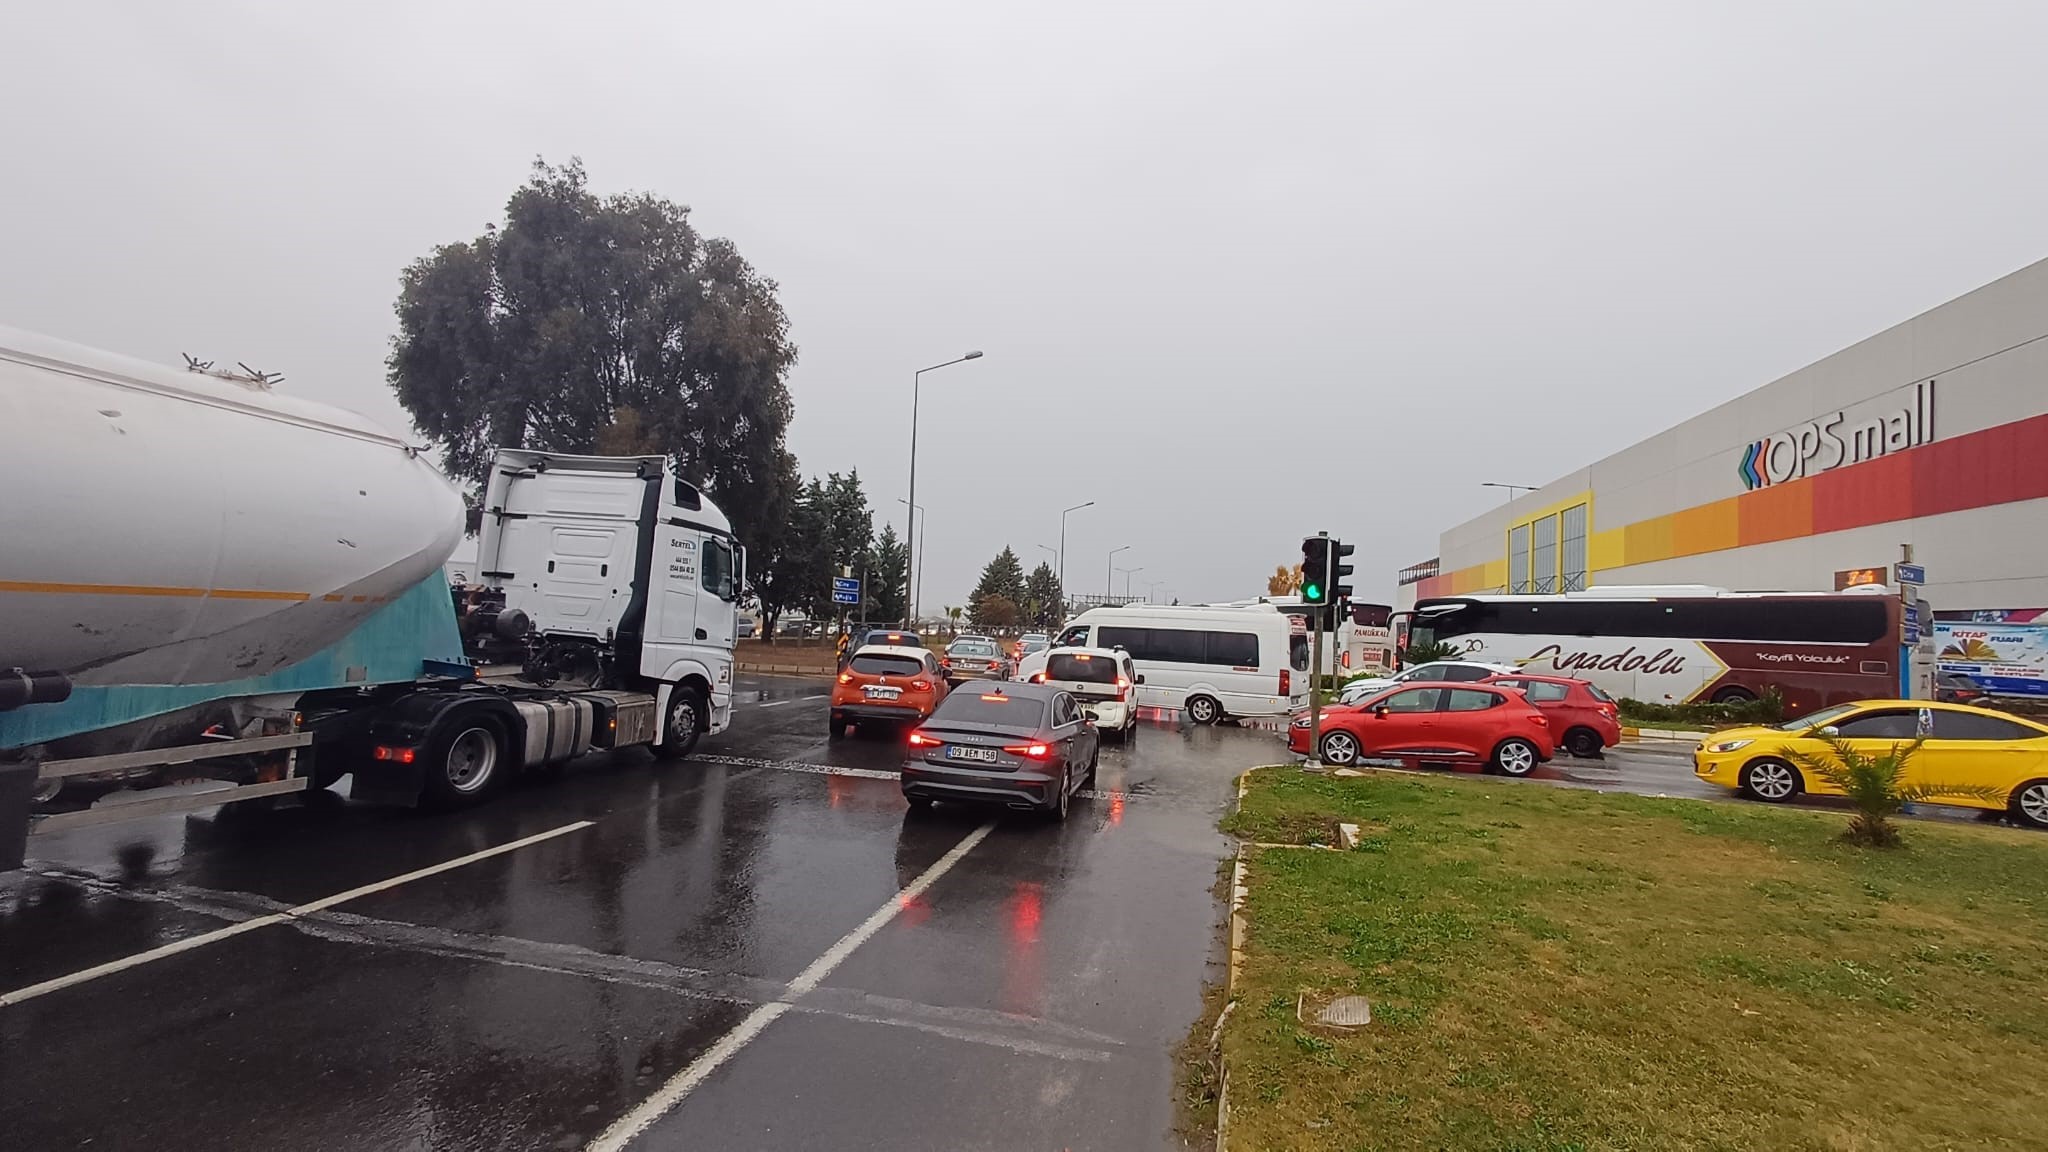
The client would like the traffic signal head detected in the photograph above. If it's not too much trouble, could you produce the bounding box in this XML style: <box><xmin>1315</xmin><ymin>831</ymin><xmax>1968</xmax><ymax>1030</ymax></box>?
<box><xmin>1300</xmin><ymin>536</ymin><xmax>1328</xmax><ymax>604</ymax></box>
<box><xmin>1331</xmin><ymin>540</ymin><xmax>1356</xmax><ymax>603</ymax></box>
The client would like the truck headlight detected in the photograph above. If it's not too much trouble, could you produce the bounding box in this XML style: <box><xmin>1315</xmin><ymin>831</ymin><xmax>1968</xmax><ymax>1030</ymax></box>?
<box><xmin>1704</xmin><ymin>738</ymin><xmax>1754</xmax><ymax>753</ymax></box>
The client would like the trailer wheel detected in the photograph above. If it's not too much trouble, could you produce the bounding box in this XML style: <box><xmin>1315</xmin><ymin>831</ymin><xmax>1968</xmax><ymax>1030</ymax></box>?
<box><xmin>654</xmin><ymin>684</ymin><xmax>707</xmax><ymax>760</ymax></box>
<box><xmin>422</xmin><ymin>719</ymin><xmax>506</xmax><ymax>808</ymax></box>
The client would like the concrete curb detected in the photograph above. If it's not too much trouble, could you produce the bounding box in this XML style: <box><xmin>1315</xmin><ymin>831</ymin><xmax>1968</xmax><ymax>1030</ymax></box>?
<box><xmin>1620</xmin><ymin>725</ymin><xmax>1707</xmax><ymax>743</ymax></box>
<box><xmin>735</xmin><ymin>664</ymin><xmax>834</xmax><ymax>678</ymax></box>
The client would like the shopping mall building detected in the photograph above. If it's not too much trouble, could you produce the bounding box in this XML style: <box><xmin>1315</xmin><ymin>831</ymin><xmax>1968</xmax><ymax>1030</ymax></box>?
<box><xmin>1397</xmin><ymin>255</ymin><xmax>2048</xmax><ymax>684</ymax></box>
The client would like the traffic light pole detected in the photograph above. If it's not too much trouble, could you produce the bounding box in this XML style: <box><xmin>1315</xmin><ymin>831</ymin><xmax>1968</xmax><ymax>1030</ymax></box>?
<box><xmin>1306</xmin><ymin>533</ymin><xmax>1329</xmax><ymax>765</ymax></box>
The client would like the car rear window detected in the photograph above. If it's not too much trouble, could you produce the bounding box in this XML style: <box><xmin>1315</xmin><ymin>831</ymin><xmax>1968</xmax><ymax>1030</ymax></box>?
<box><xmin>862</xmin><ymin>631</ymin><xmax>924</xmax><ymax>649</ymax></box>
<box><xmin>850</xmin><ymin>654</ymin><xmax>924</xmax><ymax>677</ymax></box>
<box><xmin>1047</xmin><ymin>654</ymin><xmax>1119</xmax><ymax>684</ymax></box>
<box><xmin>950</xmin><ymin>641</ymin><xmax>998</xmax><ymax>657</ymax></box>
<box><xmin>934</xmin><ymin>691</ymin><xmax>1048</xmax><ymax>727</ymax></box>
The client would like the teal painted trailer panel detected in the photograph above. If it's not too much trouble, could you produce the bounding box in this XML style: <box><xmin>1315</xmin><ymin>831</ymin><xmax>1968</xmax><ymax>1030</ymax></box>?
<box><xmin>0</xmin><ymin>576</ymin><xmax>470</xmax><ymax>750</ymax></box>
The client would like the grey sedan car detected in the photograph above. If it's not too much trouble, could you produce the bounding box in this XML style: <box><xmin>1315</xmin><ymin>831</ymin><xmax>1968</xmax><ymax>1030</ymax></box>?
<box><xmin>901</xmin><ymin>682</ymin><xmax>1100</xmax><ymax>820</ymax></box>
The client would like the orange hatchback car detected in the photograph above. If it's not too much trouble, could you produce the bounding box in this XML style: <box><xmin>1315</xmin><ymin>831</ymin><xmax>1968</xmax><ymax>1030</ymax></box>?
<box><xmin>830</xmin><ymin>645</ymin><xmax>950</xmax><ymax>738</ymax></box>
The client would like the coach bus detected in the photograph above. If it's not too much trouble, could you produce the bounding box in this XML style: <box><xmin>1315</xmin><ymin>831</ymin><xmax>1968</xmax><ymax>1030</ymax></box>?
<box><xmin>1404</xmin><ymin>585</ymin><xmax>1905</xmax><ymax>716</ymax></box>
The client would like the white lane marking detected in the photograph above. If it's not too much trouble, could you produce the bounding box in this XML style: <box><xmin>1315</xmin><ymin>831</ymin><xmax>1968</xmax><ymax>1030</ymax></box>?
<box><xmin>756</xmin><ymin>699</ymin><xmax>790</xmax><ymax>708</ymax></box>
<box><xmin>586</xmin><ymin>820</ymin><xmax>995</xmax><ymax>1151</ymax></box>
<box><xmin>0</xmin><ymin>819</ymin><xmax>593</xmax><ymax>1008</ymax></box>
<box><xmin>787</xmin><ymin>822</ymin><xmax>991</xmax><ymax>995</ymax></box>
<box><xmin>289</xmin><ymin>820</ymin><xmax>595</xmax><ymax>915</ymax></box>
<box><xmin>0</xmin><ymin>915</ymin><xmax>284</xmax><ymax>1008</ymax></box>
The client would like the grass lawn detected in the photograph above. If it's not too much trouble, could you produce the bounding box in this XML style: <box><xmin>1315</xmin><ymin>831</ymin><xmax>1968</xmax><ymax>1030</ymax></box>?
<box><xmin>1220</xmin><ymin>768</ymin><xmax>2048</xmax><ymax>1151</ymax></box>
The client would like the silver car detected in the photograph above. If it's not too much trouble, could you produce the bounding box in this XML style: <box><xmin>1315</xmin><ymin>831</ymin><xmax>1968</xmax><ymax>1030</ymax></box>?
<box><xmin>944</xmin><ymin>638</ymin><xmax>1012</xmax><ymax>683</ymax></box>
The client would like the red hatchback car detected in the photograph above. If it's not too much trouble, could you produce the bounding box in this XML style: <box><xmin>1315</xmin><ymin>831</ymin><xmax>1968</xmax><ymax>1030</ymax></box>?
<box><xmin>1481</xmin><ymin>673</ymin><xmax>1620</xmax><ymax>759</ymax></box>
<box><xmin>1288</xmin><ymin>682</ymin><xmax>1555</xmax><ymax>775</ymax></box>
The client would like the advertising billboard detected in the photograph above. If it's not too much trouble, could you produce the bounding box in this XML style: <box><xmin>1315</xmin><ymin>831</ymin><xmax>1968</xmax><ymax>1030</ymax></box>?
<box><xmin>1936</xmin><ymin>615</ymin><xmax>2048</xmax><ymax>697</ymax></box>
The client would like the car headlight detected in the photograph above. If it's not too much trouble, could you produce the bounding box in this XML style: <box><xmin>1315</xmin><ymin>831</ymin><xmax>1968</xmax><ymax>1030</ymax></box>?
<box><xmin>1705</xmin><ymin>738</ymin><xmax>1754</xmax><ymax>753</ymax></box>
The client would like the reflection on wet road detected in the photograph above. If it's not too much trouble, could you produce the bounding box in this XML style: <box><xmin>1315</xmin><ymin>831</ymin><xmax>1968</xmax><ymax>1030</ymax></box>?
<box><xmin>1</xmin><ymin>675</ymin><xmax>1280</xmax><ymax>1151</ymax></box>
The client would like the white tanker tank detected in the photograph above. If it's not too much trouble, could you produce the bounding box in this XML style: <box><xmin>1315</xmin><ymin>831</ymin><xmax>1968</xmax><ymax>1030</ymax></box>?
<box><xmin>0</xmin><ymin>326</ymin><xmax>465</xmax><ymax>702</ymax></box>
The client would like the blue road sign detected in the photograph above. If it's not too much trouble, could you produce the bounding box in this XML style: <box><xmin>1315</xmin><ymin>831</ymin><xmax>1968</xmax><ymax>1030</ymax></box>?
<box><xmin>1894</xmin><ymin>563</ymin><xmax>1926</xmax><ymax>586</ymax></box>
<box><xmin>833</xmin><ymin>577</ymin><xmax>861</xmax><ymax>594</ymax></box>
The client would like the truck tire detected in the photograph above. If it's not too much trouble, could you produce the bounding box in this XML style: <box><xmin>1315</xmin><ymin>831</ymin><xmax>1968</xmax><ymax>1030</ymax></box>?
<box><xmin>654</xmin><ymin>684</ymin><xmax>707</xmax><ymax>760</ymax></box>
<box><xmin>422</xmin><ymin>718</ymin><xmax>507</xmax><ymax>808</ymax></box>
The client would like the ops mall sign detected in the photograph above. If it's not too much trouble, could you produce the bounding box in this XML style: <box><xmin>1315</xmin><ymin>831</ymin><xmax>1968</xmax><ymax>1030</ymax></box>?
<box><xmin>1737</xmin><ymin>379</ymin><xmax>1936</xmax><ymax>490</ymax></box>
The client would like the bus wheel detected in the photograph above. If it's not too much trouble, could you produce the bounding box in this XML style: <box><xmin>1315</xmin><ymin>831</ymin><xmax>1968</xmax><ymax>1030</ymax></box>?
<box><xmin>1711</xmin><ymin>686</ymin><xmax>1758</xmax><ymax>705</ymax></box>
<box><xmin>1740</xmin><ymin>758</ymin><xmax>1801</xmax><ymax>803</ymax></box>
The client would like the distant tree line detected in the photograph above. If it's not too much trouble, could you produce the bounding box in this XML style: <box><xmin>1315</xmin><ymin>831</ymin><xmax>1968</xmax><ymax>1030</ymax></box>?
<box><xmin>386</xmin><ymin>157</ymin><xmax>907</xmax><ymax>638</ymax></box>
<box><xmin>965</xmin><ymin>546</ymin><xmax>1063</xmax><ymax>630</ymax></box>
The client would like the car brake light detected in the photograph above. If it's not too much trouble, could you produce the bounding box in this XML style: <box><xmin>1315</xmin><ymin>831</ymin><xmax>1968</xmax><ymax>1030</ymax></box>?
<box><xmin>1279</xmin><ymin>669</ymin><xmax>1291</xmax><ymax>696</ymax></box>
<box><xmin>838</xmin><ymin>672</ymin><xmax>854</xmax><ymax>684</ymax></box>
<box><xmin>910</xmin><ymin>679</ymin><xmax>931</xmax><ymax>691</ymax></box>
<box><xmin>1004</xmin><ymin>742</ymin><xmax>1053</xmax><ymax>759</ymax></box>
<box><xmin>908</xmin><ymin>731</ymin><xmax>940</xmax><ymax>747</ymax></box>
<box><xmin>1031</xmin><ymin>672</ymin><xmax>1046</xmax><ymax>683</ymax></box>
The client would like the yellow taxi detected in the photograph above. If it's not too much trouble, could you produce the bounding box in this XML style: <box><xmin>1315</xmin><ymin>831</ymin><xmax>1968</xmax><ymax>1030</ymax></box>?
<box><xmin>1693</xmin><ymin>699</ymin><xmax>2048</xmax><ymax>827</ymax></box>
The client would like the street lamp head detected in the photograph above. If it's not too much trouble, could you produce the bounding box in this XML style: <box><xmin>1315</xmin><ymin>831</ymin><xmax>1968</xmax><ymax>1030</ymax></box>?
<box><xmin>964</xmin><ymin>350</ymin><xmax>984</xmax><ymax>360</ymax></box>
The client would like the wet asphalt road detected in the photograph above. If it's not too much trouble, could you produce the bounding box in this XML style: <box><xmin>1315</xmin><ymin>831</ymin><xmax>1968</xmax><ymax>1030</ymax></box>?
<box><xmin>0</xmin><ymin>675</ymin><xmax>1285</xmax><ymax>1152</ymax></box>
<box><xmin>1</xmin><ymin>680</ymin><xmax>1926</xmax><ymax>1152</ymax></box>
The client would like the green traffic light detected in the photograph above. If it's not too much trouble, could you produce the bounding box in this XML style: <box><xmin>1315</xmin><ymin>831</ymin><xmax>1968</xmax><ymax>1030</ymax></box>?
<box><xmin>1304</xmin><ymin>583</ymin><xmax>1321</xmax><ymax>600</ymax></box>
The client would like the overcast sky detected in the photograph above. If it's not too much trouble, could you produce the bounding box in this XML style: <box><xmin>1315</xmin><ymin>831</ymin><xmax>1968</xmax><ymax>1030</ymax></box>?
<box><xmin>8</xmin><ymin>1</ymin><xmax>2048</xmax><ymax>609</ymax></box>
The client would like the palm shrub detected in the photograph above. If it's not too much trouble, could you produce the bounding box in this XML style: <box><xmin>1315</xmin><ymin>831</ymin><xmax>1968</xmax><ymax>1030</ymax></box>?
<box><xmin>1786</xmin><ymin>735</ymin><xmax>2004</xmax><ymax>848</ymax></box>
<box><xmin>1399</xmin><ymin>639</ymin><xmax>1466</xmax><ymax>665</ymax></box>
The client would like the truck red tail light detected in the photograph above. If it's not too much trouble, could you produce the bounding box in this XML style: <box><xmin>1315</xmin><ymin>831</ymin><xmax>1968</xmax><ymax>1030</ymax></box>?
<box><xmin>1279</xmin><ymin>669</ymin><xmax>1291</xmax><ymax>696</ymax></box>
<box><xmin>372</xmin><ymin>745</ymin><xmax>417</xmax><ymax>764</ymax></box>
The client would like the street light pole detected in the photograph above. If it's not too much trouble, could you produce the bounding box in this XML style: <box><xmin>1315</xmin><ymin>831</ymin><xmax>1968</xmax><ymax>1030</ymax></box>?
<box><xmin>1106</xmin><ymin>545</ymin><xmax>1130</xmax><ymax>598</ymax></box>
<box><xmin>1117</xmin><ymin>565</ymin><xmax>1144</xmax><ymax>600</ymax></box>
<box><xmin>1057</xmin><ymin>501</ymin><xmax>1095</xmax><ymax>606</ymax></box>
<box><xmin>1480</xmin><ymin>481</ymin><xmax>1539</xmax><ymax>504</ymax></box>
<box><xmin>905</xmin><ymin>350</ymin><xmax>984</xmax><ymax>629</ymax></box>
<box><xmin>896</xmin><ymin>499</ymin><xmax>925</xmax><ymax>625</ymax></box>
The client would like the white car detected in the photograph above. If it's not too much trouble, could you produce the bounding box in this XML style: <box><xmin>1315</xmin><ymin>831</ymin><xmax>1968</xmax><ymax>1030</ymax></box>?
<box><xmin>1032</xmin><ymin>646</ymin><xmax>1142</xmax><ymax>742</ymax></box>
<box><xmin>1336</xmin><ymin>660</ymin><xmax>1522</xmax><ymax>706</ymax></box>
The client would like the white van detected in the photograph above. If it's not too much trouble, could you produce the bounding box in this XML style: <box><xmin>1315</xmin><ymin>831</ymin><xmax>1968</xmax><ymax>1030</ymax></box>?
<box><xmin>1046</xmin><ymin>604</ymin><xmax>1306</xmax><ymax>723</ymax></box>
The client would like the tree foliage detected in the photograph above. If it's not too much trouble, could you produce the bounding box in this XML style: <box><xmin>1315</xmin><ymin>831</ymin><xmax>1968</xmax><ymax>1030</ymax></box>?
<box><xmin>1268</xmin><ymin>564</ymin><xmax>1302</xmax><ymax>597</ymax></box>
<box><xmin>1024</xmin><ymin>562</ymin><xmax>1064</xmax><ymax>629</ymax></box>
<box><xmin>748</xmin><ymin>461</ymin><xmax>824</xmax><ymax>642</ymax></box>
<box><xmin>968</xmin><ymin>547</ymin><xmax>1027</xmax><ymax>625</ymax></box>
<box><xmin>866</xmin><ymin>524</ymin><xmax>910</xmax><ymax>625</ymax></box>
<box><xmin>974</xmin><ymin>595</ymin><xmax>1022</xmax><ymax>629</ymax></box>
<box><xmin>387</xmin><ymin>157</ymin><xmax>797</xmax><ymax>545</ymax></box>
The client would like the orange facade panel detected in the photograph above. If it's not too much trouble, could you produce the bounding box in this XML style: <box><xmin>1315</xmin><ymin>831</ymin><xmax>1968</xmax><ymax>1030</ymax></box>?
<box><xmin>1669</xmin><ymin>497</ymin><xmax>1740</xmax><ymax>556</ymax></box>
<box><xmin>1735</xmin><ymin>476</ymin><xmax>1813</xmax><ymax>545</ymax></box>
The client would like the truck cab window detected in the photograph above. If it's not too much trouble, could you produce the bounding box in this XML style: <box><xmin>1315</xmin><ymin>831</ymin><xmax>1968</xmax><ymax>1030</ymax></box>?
<box><xmin>702</xmin><ymin>538</ymin><xmax>737</xmax><ymax>601</ymax></box>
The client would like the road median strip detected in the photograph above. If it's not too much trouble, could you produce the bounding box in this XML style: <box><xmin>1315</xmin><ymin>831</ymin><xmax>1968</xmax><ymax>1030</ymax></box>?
<box><xmin>1211</xmin><ymin>766</ymin><xmax>2048</xmax><ymax>1150</ymax></box>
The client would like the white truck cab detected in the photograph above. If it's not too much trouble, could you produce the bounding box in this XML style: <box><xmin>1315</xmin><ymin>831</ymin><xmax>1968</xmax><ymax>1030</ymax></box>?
<box><xmin>477</xmin><ymin>449</ymin><xmax>742</xmax><ymax>740</ymax></box>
